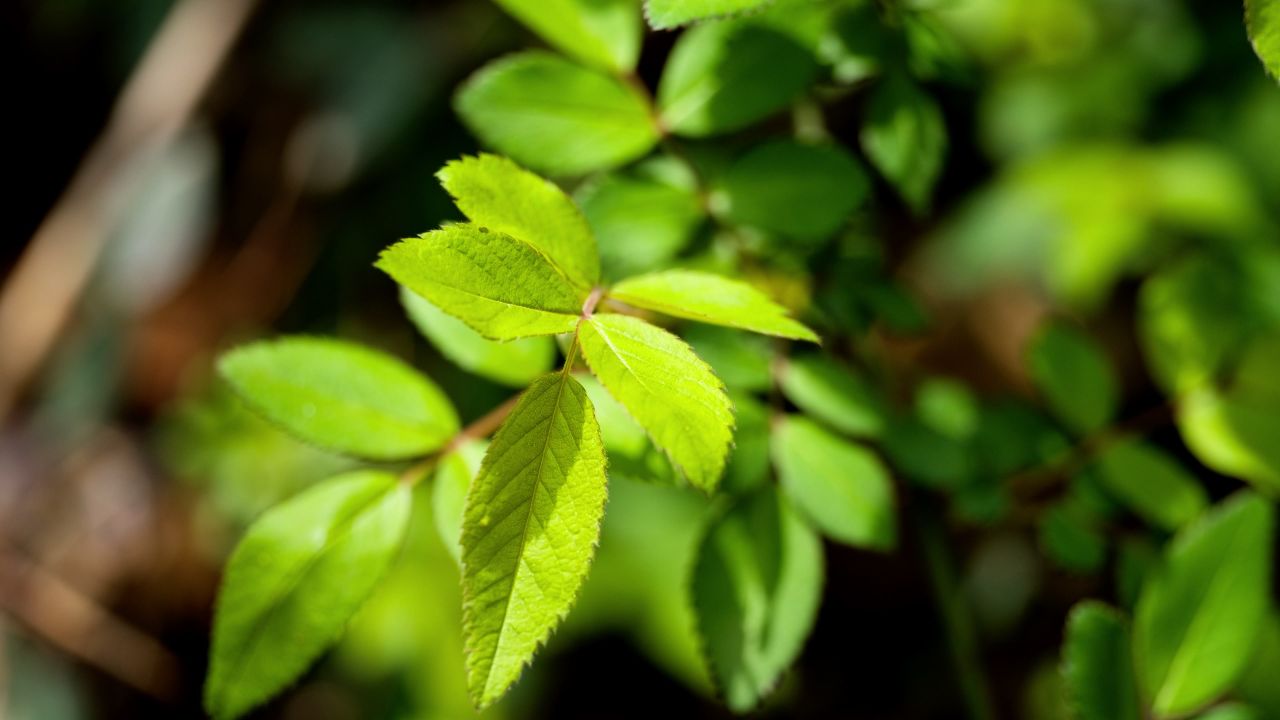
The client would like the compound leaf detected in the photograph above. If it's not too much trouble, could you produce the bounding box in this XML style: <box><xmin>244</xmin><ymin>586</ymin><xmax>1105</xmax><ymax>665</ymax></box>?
<box><xmin>378</xmin><ymin>224</ymin><xmax>584</xmax><ymax>340</ymax></box>
<box><xmin>218</xmin><ymin>337</ymin><xmax>458</xmax><ymax>460</ymax></box>
<box><xmin>692</xmin><ymin>487</ymin><xmax>823</xmax><ymax>712</ymax></box>
<box><xmin>460</xmin><ymin>372</ymin><xmax>608</xmax><ymax>708</ymax></box>
<box><xmin>578</xmin><ymin>313</ymin><xmax>733</xmax><ymax>492</ymax></box>
<box><xmin>645</xmin><ymin>0</ymin><xmax>772</xmax><ymax>29</ymax></box>
<box><xmin>437</xmin><ymin>154</ymin><xmax>600</xmax><ymax>289</ymax></box>
<box><xmin>609</xmin><ymin>269</ymin><xmax>818</xmax><ymax>341</ymax></box>
<box><xmin>456</xmin><ymin>51</ymin><xmax>659</xmax><ymax>176</ymax></box>
<box><xmin>1135</xmin><ymin>492</ymin><xmax>1274</xmax><ymax>717</ymax></box>
<box><xmin>494</xmin><ymin>0</ymin><xmax>641</xmax><ymax>72</ymax></box>
<box><xmin>657</xmin><ymin>20</ymin><xmax>819</xmax><ymax>137</ymax></box>
<box><xmin>772</xmin><ymin>416</ymin><xmax>896</xmax><ymax>550</ymax></box>
<box><xmin>205</xmin><ymin>471</ymin><xmax>411</xmax><ymax>720</ymax></box>
<box><xmin>1061</xmin><ymin>601</ymin><xmax>1141</xmax><ymax>720</ymax></box>
<box><xmin>1248</xmin><ymin>0</ymin><xmax>1280</xmax><ymax>79</ymax></box>
<box><xmin>401</xmin><ymin>288</ymin><xmax>555</xmax><ymax>387</ymax></box>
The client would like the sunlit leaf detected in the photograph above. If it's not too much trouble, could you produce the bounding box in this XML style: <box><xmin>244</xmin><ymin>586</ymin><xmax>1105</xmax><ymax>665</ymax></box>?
<box><xmin>218</xmin><ymin>337</ymin><xmax>458</xmax><ymax>460</ymax></box>
<box><xmin>610</xmin><ymin>270</ymin><xmax>819</xmax><ymax>341</ymax></box>
<box><xmin>456</xmin><ymin>52</ymin><xmax>659</xmax><ymax>175</ymax></box>
<box><xmin>378</xmin><ymin>224</ymin><xmax>584</xmax><ymax>340</ymax></box>
<box><xmin>657</xmin><ymin>20</ymin><xmax>819</xmax><ymax>137</ymax></box>
<box><xmin>691</xmin><ymin>487</ymin><xmax>823</xmax><ymax>711</ymax></box>
<box><xmin>401</xmin><ymin>288</ymin><xmax>555</xmax><ymax>387</ymax></box>
<box><xmin>1061</xmin><ymin>601</ymin><xmax>1141</xmax><ymax>720</ymax></box>
<box><xmin>494</xmin><ymin>0</ymin><xmax>641</xmax><ymax>72</ymax></box>
<box><xmin>1135</xmin><ymin>492</ymin><xmax>1274</xmax><ymax>717</ymax></box>
<box><xmin>772</xmin><ymin>416</ymin><xmax>896</xmax><ymax>550</ymax></box>
<box><xmin>437</xmin><ymin>154</ymin><xmax>600</xmax><ymax>289</ymax></box>
<box><xmin>644</xmin><ymin>0</ymin><xmax>772</xmax><ymax>29</ymax></box>
<box><xmin>460</xmin><ymin>372</ymin><xmax>608</xmax><ymax>708</ymax></box>
<box><xmin>205</xmin><ymin>471</ymin><xmax>411</xmax><ymax>720</ymax></box>
<box><xmin>578</xmin><ymin>314</ymin><xmax>734</xmax><ymax>492</ymax></box>
<box><xmin>1248</xmin><ymin>0</ymin><xmax>1280</xmax><ymax>79</ymax></box>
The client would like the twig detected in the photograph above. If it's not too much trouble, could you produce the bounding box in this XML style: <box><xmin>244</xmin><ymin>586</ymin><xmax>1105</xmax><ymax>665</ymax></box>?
<box><xmin>0</xmin><ymin>0</ymin><xmax>260</xmax><ymax>421</ymax></box>
<box><xmin>400</xmin><ymin>393</ymin><xmax>524</xmax><ymax>485</ymax></box>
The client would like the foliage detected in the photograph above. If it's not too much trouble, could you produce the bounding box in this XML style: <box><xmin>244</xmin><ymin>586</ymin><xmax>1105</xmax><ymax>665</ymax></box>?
<box><xmin>193</xmin><ymin>0</ymin><xmax>1280</xmax><ymax>717</ymax></box>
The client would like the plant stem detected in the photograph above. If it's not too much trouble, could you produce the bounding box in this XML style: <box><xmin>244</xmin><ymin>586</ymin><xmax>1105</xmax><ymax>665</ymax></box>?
<box><xmin>918</xmin><ymin>509</ymin><xmax>997</xmax><ymax>720</ymax></box>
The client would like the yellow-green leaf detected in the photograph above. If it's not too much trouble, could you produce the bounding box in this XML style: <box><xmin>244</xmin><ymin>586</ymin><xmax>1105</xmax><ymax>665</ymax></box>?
<box><xmin>1248</xmin><ymin>0</ymin><xmax>1280</xmax><ymax>79</ymax></box>
<box><xmin>609</xmin><ymin>270</ymin><xmax>818</xmax><ymax>342</ymax></box>
<box><xmin>494</xmin><ymin>0</ymin><xmax>641</xmax><ymax>72</ymax></box>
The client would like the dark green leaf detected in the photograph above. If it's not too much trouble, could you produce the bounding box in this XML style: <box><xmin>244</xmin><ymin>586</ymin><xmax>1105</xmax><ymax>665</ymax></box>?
<box><xmin>1061</xmin><ymin>601</ymin><xmax>1141</xmax><ymax>720</ymax></box>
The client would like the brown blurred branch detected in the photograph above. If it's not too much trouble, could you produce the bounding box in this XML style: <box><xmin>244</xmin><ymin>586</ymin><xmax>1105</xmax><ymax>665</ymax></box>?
<box><xmin>0</xmin><ymin>0</ymin><xmax>260</xmax><ymax>421</ymax></box>
<box><xmin>0</xmin><ymin>543</ymin><xmax>181</xmax><ymax>701</ymax></box>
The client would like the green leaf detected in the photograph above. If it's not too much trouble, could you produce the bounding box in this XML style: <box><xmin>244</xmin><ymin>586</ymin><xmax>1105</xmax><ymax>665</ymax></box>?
<box><xmin>609</xmin><ymin>269</ymin><xmax>818</xmax><ymax>341</ymax></box>
<box><xmin>644</xmin><ymin>0</ymin><xmax>772</xmax><ymax>29</ymax></box>
<box><xmin>686</xmin><ymin>324</ymin><xmax>773</xmax><ymax>392</ymax></box>
<box><xmin>1237</xmin><ymin>612</ymin><xmax>1280</xmax><ymax>717</ymax></box>
<box><xmin>437</xmin><ymin>154</ymin><xmax>600</xmax><ymax>289</ymax></box>
<box><xmin>691</xmin><ymin>487</ymin><xmax>823</xmax><ymax>712</ymax></box>
<box><xmin>1177</xmin><ymin>336</ymin><xmax>1280</xmax><ymax>494</ymax></box>
<box><xmin>1039</xmin><ymin>501</ymin><xmax>1107</xmax><ymax>573</ymax></box>
<box><xmin>860</xmin><ymin>73</ymin><xmax>947</xmax><ymax>213</ymax></box>
<box><xmin>455</xmin><ymin>51</ymin><xmax>659</xmax><ymax>176</ymax></box>
<box><xmin>401</xmin><ymin>288</ymin><xmax>555</xmax><ymax>387</ymax></box>
<box><xmin>772</xmin><ymin>416</ymin><xmax>896</xmax><ymax>550</ymax></box>
<box><xmin>1061</xmin><ymin>601</ymin><xmax>1141</xmax><ymax>720</ymax></box>
<box><xmin>433</xmin><ymin>439</ymin><xmax>486</xmax><ymax>563</ymax></box>
<box><xmin>378</xmin><ymin>224</ymin><xmax>584</xmax><ymax>340</ymax></box>
<box><xmin>205</xmin><ymin>471</ymin><xmax>411</xmax><ymax>720</ymax></box>
<box><xmin>577</xmin><ymin>174</ymin><xmax>704</xmax><ymax>280</ymax></box>
<box><xmin>460</xmin><ymin>371</ymin><xmax>608</xmax><ymax>708</ymax></box>
<box><xmin>578</xmin><ymin>313</ymin><xmax>733</xmax><ymax>492</ymax></box>
<box><xmin>657</xmin><ymin>20</ymin><xmax>819</xmax><ymax>137</ymax></box>
<box><xmin>1135</xmin><ymin>491</ymin><xmax>1274</xmax><ymax>717</ymax></box>
<box><xmin>1248</xmin><ymin>0</ymin><xmax>1280</xmax><ymax>79</ymax></box>
<box><xmin>494</xmin><ymin>0</ymin><xmax>641</xmax><ymax>72</ymax></box>
<box><xmin>779</xmin><ymin>355</ymin><xmax>885</xmax><ymax>437</ymax></box>
<box><xmin>712</xmin><ymin>140</ymin><xmax>870</xmax><ymax>243</ymax></box>
<box><xmin>1195</xmin><ymin>705</ymin><xmax>1263</xmax><ymax>720</ymax></box>
<box><xmin>914</xmin><ymin>377</ymin><xmax>978</xmax><ymax>440</ymax></box>
<box><xmin>1027</xmin><ymin>322</ymin><xmax>1118</xmax><ymax>435</ymax></box>
<box><xmin>218</xmin><ymin>337</ymin><xmax>458</xmax><ymax>460</ymax></box>
<box><xmin>1093</xmin><ymin>440</ymin><xmax>1207</xmax><ymax>532</ymax></box>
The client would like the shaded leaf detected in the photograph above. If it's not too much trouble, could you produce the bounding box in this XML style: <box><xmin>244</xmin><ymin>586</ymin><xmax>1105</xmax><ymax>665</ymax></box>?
<box><xmin>456</xmin><ymin>52</ymin><xmax>659</xmax><ymax>175</ymax></box>
<box><xmin>218</xmin><ymin>337</ymin><xmax>458</xmax><ymax>460</ymax></box>
<box><xmin>578</xmin><ymin>314</ymin><xmax>733</xmax><ymax>492</ymax></box>
<box><xmin>610</xmin><ymin>269</ymin><xmax>818</xmax><ymax>341</ymax></box>
<box><xmin>378</xmin><ymin>224</ymin><xmax>584</xmax><ymax>340</ymax></box>
<box><xmin>779</xmin><ymin>355</ymin><xmax>885</xmax><ymax>438</ymax></box>
<box><xmin>1027</xmin><ymin>322</ymin><xmax>1118</xmax><ymax>435</ymax></box>
<box><xmin>205</xmin><ymin>471</ymin><xmax>411</xmax><ymax>720</ymax></box>
<box><xmin>577</xmin><ymin>174</ymin><xmax>704</xmax><ymax>280</ymax></box>
<box><xmin>460</xmin><ymin>372</ymin><xmax>608</xmax><ymax>708</ymax></box>
<box><xmin>401</xmin><ymin>288</ymin><xmax>555</xmax><ymax>387</ymax></box>
<box><xmin>860</xmin><ymin>73</ymin><xmax>946</xmax><ymax>213</ymax></box>
<box><xmin>691</xmin><ymin>487</ymin><xmax>823</xmax><ymax>712</ymax></box>
<box><xmin>437</xmin><ymin>154</ymin><xmax>600</xmax><ymax>289</ymax></box>
<box><xmin>1135</xmin><ymin>492</ymin><xmax>1274</xmax><ymax>717</ymax></box>
<box><xmin>433</xmin><ymin>439</ymin><xmax>487</xmax><ymax>563</ymax></box>
<box><xmin>772</xmin><ymin>416</ymin><xmax>896</xmax><ymax>550</ymax></box>
<box><xmin>1094</xmin><ymin>440</ymin><xmax>1207</xmax><ymax>532</ymax></box>
<box><xmin>1061</xmin><ymin>601</ymin><xmax>1141</xmax><ymax>720</ymax></box>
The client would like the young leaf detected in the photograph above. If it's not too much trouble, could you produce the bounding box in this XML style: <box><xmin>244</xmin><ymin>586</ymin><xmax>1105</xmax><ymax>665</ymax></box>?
<box><xmin>692</xmin><ymin>487</ymin><xmax>824</xmax><ymax>711</ymax></box>
<box><xmin>378</xmin><ymin>224</ymin><xmax>584</xmax><ymax>340</ymax></box>
<box><xmin>218</xmin><ymin>337</ymin><xmax>458</xmax><ymax>460</ymax></box>
<box><xmin>493</xmin><ymin>0</ymin><xmax>641</xmax><ymax>73</ymax></box>
<box><xmin>1135</xmin><ymin>491</ymin><xmax>1274</xmax><ymax>717</ymax></box>
<box><xmin>437</xmin><ymin>154</ymin><xmax>600</xmax><ymax>289</ymax></box>
<box><xmin>401</xmin><ymin>288</ymin><xmax>554</xmax><ymax>387</ymax></box>
<box><xmin>433</xmin><ymin>439</ymin><xmax>487</xmax><ymax>563</ymax></box>
<box><xmin>1248</xmin><ymin>0</ymin><xmax>1280</xmax><ymax>79</ymax></box>
<box><xmin>578</xmin><ymin>313</ymin><xmax>733</xmax><ymax>492</ymax></box>
<box><xmin>779</xmin><ymin>355</ymin><xmax>885</xmax><ymax>437</ymax></box>
<box><xmin>577</xmin><ymin>174</ymin><xmax>704</xmax><ymax>280</ymax></box>
<box><xmin>1027</xmin><ymin>321</ymin><xmax>1118</xmax><ymax>435</ymax></box>
<box><xmin>1094</xmin><ymin>440</ymin><xmax>1207</xmax><ymax>532</ymax></box>
<box><xmin>771</xmin><ymin>415</ymin><xmax>896</xmax><ymax>550</ymax></box>
<box><xmin>657</xmin><ymin>20</ymin><xmax>819</xmax><ymax>137</ymax></box>
<box><xmin>1061</xmin><ymin>601</ymin><xmax>1141</xmax><ymax>720</ymax></box>
<box><xmin>860</xmin><ymin>73</ymin><xmax>947</xmax><ymax>213</ymax></box>
<box><xmin>645</xmin><ymin>0</ymin><xmax>772</xmax><ymax>29</ymax></box>
<box><xmin>455</xmin><ymin>52</ymin><xmax>659</xmax><ymax>176</ymax></box>
<box><xmin>205</xmin><ymin>471</ymin><xmax>411</xmax><ymax>720</ymax></box>
<box><xmin>712</xmin><ymin>140</ymin><xmax>871</xmax><ymax>243</ymax></box>
<box><xmin>609</xmin><ymin>269</ymin><xmax>818</xmax><ymax>341</ymax></box>
<box><xmin>460</xmin><ymin>372</ymin><xmax>608</xmax><ymax>708</ymax></box>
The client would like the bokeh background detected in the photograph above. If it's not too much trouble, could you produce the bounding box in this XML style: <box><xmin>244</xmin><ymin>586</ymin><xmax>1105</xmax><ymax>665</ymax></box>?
<box><xmin>3</xmin><ymin>0</ymin><xmax>1279</xmax><ymax>718</ymax></box>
